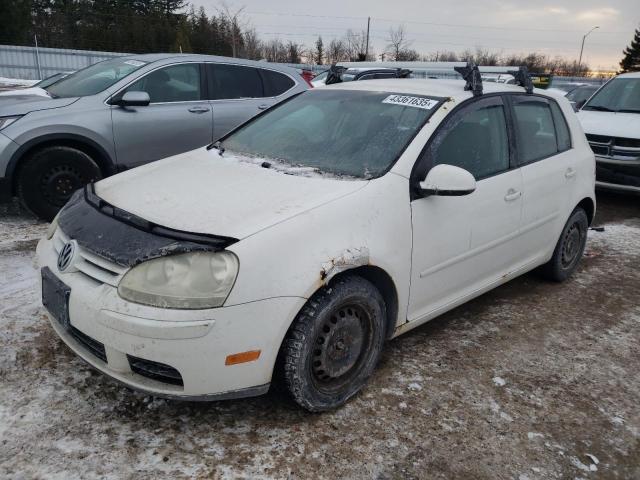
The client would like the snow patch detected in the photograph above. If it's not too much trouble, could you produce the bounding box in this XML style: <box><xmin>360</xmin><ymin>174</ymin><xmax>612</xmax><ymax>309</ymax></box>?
<box><xmin>492</xmin><ymin>376</ymin><xmax>506</xmax><ymax>387</ymax></box>
<box><xmin>0</xmin><ymin>76</ymin><xmax>39</xmax><ymax>86</ymax></box>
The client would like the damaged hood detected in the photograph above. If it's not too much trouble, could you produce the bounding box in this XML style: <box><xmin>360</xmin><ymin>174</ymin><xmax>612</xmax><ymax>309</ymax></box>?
<box><xmin>95</xmin><ymin>148</ymin><xmax>368</xmax><ymax>239</ymax></box>
<box><xmin>577</xmin><ymin>110</ymin><xmax>640</xmax><ymax>139</ymax></box>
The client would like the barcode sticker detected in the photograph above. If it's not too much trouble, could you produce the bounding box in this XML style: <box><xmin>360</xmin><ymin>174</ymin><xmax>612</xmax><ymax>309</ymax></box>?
<box><xmin>382</xmin><ymin>95</ymin><xmax>438</xmax><ymax>110</ymax></box>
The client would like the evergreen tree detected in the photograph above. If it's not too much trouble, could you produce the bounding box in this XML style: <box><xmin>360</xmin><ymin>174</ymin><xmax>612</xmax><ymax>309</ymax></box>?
<box><xmin>315</xmin><ymin>36</ymin><xmax>324</xmax><ymax>65</ymax></box>
<box><xmin>620</xmin><ymin>28</ymin><xmax>640</xmax><ymax>72</ymax></box>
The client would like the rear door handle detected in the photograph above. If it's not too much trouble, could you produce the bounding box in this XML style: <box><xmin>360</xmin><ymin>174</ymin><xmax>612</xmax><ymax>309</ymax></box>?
<box><xmin>188</xmin><ymin>106</ymin><xmax>210</xmax><ymax>114</ymax></box>
<box><xmin>504</xmin><ymin>189</ymin><xmax>522</xmax><ymax>202</ymax></box>
<box><xmin>258</xmin><ymin>104</ymin><xmax>269</xmax><ymax>110</ymax></box>
<box><xmin>565</xmin><ymin>167</ymin><xmax>576</xmax><ymax>179</ymax></box>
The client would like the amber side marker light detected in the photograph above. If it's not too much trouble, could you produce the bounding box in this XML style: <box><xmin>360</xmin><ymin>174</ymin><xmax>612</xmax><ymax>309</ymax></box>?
<box><xmin>225</xmin><ymin>350</ymin><xmax>261</xmax><ymax>366</ymax></box>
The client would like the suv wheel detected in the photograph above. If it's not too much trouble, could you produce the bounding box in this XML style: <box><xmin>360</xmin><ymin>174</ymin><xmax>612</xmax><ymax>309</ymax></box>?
<box><xmin>280</xmin><ymin>276</ymin><xmax>386</xmax><ymax>411</ymax></box>
<box><xmin>539</xmin><ymin>207</ymin><xmax>589</xmax><ymax>282</ymax></box>
<box><xmin>17</xmin><ymin>146</ymin><xmax>102</xmax><ymax>221</ymax></box>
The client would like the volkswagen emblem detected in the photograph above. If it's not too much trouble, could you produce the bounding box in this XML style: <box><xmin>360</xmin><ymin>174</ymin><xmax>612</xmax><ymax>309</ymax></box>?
<box><xmin>57</xmin><ymin>240</ymin><xmax>78</xmax><ymax>272</ymax></box>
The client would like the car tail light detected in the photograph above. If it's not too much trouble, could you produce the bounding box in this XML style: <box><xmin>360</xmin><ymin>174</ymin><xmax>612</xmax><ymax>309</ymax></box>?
<box><xmin>300</xmin><ymin>70</ymin><xmax>315</xmax><ymax>88</ymax></box>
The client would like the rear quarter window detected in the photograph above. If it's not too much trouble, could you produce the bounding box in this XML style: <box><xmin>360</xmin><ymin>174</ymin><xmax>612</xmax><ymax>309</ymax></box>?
<box><xmin>549</xmin><ymin>101</ymin><xmax>572</xmax><ymax>152</ymax></box>
<box><xmin>260</xmin><ymin>69</ymin><xmax>295</xmax><ymax>97</ymax></box>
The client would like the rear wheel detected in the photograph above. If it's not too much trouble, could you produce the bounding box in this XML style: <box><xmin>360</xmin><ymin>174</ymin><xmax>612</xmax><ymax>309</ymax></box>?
<box><xmin>539</xmin><ymin>207</ymin><xmax>589</xmax><ymax>282</ymax></box>
<box><xmin>280</xmin><ymin>276</ymin><xmax>386</xmax><ymax>412</ymax></box>
<box><xmin>17</xmin><ymin>146</ymin><xmax>101</xmax><ymax>221</ymax></box>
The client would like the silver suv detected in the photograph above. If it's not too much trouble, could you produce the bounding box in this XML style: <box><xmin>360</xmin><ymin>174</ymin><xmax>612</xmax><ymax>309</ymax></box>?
<box><xmin>0</xmin><ymin>54</ymin><xmax>308</xmax><ymax>220</ymax></box>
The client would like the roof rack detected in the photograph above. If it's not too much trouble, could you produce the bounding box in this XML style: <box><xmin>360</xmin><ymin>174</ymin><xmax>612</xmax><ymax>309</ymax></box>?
<box><xmin>454</xmin><ymin>62</ymin><xmax>483</xmax><ymax>97</ymax></box>
<box><xmin>454</xmin><ymin>61</ymin><xmax>535</xmax><ymax>96</ymax></box>
<box><xmin>507</xmin><ymin>66</ymin><xmax>534</xmax><ymax>94</ymax></box>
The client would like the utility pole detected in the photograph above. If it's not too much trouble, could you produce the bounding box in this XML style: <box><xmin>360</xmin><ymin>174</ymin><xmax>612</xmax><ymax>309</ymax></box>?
<box><xmin>34</xmin><ymin>34</ymin><xmax>42</xmax><ymax>80</ymax></box>
<box><xmin>578</xmin><ymin>26</ymin><xmax>599</xmax><ymax>74</ymax></box>
<box><xmin>365</xmin><ymin>17</ymin><xmax>370</xmax><ymax>61</ymax></box>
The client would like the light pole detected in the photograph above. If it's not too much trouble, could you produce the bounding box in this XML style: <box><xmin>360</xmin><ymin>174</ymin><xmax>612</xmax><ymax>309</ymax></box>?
<box><xmin>578</xmin><ymin>26</ymin><xmax>599</xmax><ymax>74</ymax></box>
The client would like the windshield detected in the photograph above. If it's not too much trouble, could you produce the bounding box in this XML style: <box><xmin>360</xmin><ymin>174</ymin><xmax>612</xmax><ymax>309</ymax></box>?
<box><xmin>47</xmin><ymin>58</ymin><xmax>147</xmax><ymax>98</ymax></box>
<box><xmin>583</xmin><ymin>77</ymin><xmax>640</xmax><ymax>113</ymax></box>
<box><xmin>566</xmin><ymin>86</ymin><xmax>598</xmax><ymax>103</ymax></box>
<box><xmin>223</xmin><ymin>90</ymin><xmax>442</xmax><ymax>178</ymax></box>
<box><xmin>34</xmin><ymin>73</ymin><xmax>66</xmax><ymax>89</ymax></box>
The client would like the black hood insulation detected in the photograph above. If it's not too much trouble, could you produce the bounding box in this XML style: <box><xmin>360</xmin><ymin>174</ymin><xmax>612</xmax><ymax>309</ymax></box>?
<box><xmin>57</xmin><ymin>185</ymin><xmax>238</xmax><ymax>267</ymax></box>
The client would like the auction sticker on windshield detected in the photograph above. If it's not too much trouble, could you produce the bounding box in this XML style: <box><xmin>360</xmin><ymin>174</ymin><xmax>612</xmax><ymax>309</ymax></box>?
<box><xmin>382</xmin><ymin>95</ymin><xmax>439</xmax><ymax>110</ymax></box>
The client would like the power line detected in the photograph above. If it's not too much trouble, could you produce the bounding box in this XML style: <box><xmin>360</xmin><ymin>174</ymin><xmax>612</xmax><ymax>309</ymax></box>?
<box><xmin>245</xmin><ymin>10</ymin><xmax>633</xmax><ymax>35</ymax></box>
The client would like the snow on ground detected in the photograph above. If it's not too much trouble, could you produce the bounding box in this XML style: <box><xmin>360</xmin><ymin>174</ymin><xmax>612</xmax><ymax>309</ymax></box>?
<box><xmin>0</xmin><ymin>77</ymin><xmax>39</xmax><ymax>87</ymax></box>
<box><xmin>0</xmin><ymin>194</ymin><xmax>639</xmax><ymax>479</ymax></box>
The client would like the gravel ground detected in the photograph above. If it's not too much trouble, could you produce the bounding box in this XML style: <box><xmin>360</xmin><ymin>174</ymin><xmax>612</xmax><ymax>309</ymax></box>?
<box><xmin>0</xmin><ymin>193</ymin><xmax>638</xmax><ymax>479</ymax></box>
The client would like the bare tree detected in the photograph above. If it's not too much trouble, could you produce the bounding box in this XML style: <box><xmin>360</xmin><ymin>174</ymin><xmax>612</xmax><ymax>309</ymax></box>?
<box><xmin>326</xmin><ymin>38</ymin><xmax>348</xmax><ymax>64</ymax></box>
<box><xmin>287</xmin><ymin>41</ymin><xmax>303</xmax><ymax>64</ymax></box>
<box><xmin>386</xmin><ymin>25</ymin><xmax>411</xmax><ymax>61</ymax></box>
<box><xmin>345</xmin><ymin>29</ymin><xmax>368</xmax><ymax>61</ymax></box>
<box><xmin>216</xmin><ymin>2</ymin><xmax>246</xmax><ymax>57</ymax></box>
<box><xmin>242</xmin><ymin>28</ymin><xmax>262</xmax><ymax>60</ymax></box>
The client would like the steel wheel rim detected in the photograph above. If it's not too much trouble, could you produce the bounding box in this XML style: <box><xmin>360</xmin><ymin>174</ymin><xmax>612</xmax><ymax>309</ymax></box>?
<box><xmin>40</xmin><ymin>164</ymin><xmax>85</xmax><ymax>206</ymax></box>
<box><xmin>561</xmin><ymin>221</ymin><xmax>584</xmax><ymax>268</ymax></box>
<box><xmin>309</xmin><ymin>302</ymin><xmax>373</xmax><ymax>393</ymax></box>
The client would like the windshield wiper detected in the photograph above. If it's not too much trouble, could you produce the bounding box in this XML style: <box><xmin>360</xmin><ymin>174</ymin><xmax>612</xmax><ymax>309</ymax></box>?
<box><xmin>206</xmin><ymin>140</ymin><xmax>225</xmax><ymax>154</ymax></box>
<box><xmin>584</xmin><ymin>105</ymin><xmax>614</xmax><ymax>112</ymax></box>
<box><xmin>616</xmin><ymin>109</ymin><xmax>640</xmax><ymax>113</ymax></box>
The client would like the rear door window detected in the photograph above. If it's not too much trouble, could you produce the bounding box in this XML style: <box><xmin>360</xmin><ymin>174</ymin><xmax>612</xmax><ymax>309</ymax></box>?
<box><xmin>125</xmin><ymin>63</ymin><xmax>201</xmax><ymax>103</ymax></box>
<box><xmin>549</xmin><ymin>101</ymin><xmax>571</xmax><ymax>152</ymax></box>
<box><xmin>511</xmin><ymin>97</ymin><xmax>559</xmax><ymax>163</ymax></box>
<box><xmin>260</xmin><ymin>69</ymin><xmax>295</xmax><ymax>97</ymax></box>
<box><xmin>208</xmin><ymin>63</ymin><xmax>263</xmax><ymax>100</ymax></box>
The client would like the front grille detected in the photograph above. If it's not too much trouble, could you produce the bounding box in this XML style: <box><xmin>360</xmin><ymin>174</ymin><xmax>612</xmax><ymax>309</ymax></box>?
<box><xmin>127</xmin><ymin>355</ymin><xmax>183</xmax><ymax>386</ymax></box>
<box><xmin>69</xmin><ymin>325</ymin><xmax>107</xmax><ymax>362</ymax></box>
<box><xmin>586</xmin><ymin>134</ymin><xmax>640</xmax><ymax>160</ymax></box>
<box><xmin>53</xmin><ymin>229</ymin><xmax>127</xmax><ymax>286</ymax></box>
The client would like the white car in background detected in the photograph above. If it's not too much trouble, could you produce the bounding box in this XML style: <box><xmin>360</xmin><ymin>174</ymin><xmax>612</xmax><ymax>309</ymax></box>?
<box><xmin>577</xmin><ymin>71</ymin><xmax>640</xmax><ymax>194</ymax></box>
<box><xmin>37</xmin><ymin>77</ymin><xmax>595</xmax><ymax>411</ymax></box>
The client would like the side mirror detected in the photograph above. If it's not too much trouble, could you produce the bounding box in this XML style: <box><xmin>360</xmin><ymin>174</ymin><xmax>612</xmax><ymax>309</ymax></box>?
<box><xmin>574</xmin><ymin>99</ymin><xmax>587</xmax><ymax>111</ymax></box>
<box><xmin>419</xmin><ymin>164</ymin><xmax>476</xmax><ymax>197</ymax></box>
<box><xmin>118</xmin><ymin>91</ymin><xmax>150</xmax><ymax>107</ymax></box>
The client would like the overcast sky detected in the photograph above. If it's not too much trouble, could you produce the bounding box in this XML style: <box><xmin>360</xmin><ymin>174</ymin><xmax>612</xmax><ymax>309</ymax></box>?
<box><xmin>192</xmin><ymin>0</ymin><xmax>638</xmax><ymax>70</ymax></box>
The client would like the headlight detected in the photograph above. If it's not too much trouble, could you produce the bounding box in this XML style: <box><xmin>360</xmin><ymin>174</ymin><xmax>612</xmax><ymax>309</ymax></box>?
<box><xmin>0</xmin><ymin>116</ymin><xmax>22</xmax><ymax>130</ymax></box>
<box><xmin>46</xmin><ymin>213</ymin><xmax>59</xmax><ymax>240</ymax></box>
<box><xmin>117</xmin><ymin>251</ymin><xmax>239</xmax><ymax>309</ymax></box>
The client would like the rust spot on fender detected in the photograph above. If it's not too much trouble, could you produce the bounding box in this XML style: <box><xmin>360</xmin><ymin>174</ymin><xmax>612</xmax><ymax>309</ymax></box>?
<box><xmin>320</xmin><ymin>247</ymin><xmax>370</xmax><ymax>284</ymax></box>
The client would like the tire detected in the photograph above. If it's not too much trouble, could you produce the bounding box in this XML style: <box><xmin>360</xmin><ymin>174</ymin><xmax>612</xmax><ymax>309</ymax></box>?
<box><xmin>17</xmin><ymin>146</ymin><xmax>102</xmax><ymax>221</ymax></box>
<box><xmin>539</xmin><ymin>207</ymin><xmax>589</xmax><ymax>282</ymax></box>
<box><xmin>279</xmin><ymin>275</ymin><xmax>386</xmax><ymax>412</ymax></box>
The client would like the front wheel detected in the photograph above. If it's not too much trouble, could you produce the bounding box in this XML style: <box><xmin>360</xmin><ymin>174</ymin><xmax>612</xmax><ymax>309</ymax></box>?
<box><xmin>539</xmin><ymin>207</ymin><xmax>589</xmax><ymax>282</ymax></box>
<box><xmin>17</xmin><ymin>146</ymin><xmax>102</xmax><ymax>221</ymax></box>
<box><xmin>279</xmin><ymin>276</ymin><xmax>386</xmax><ymax>412</ymax></box>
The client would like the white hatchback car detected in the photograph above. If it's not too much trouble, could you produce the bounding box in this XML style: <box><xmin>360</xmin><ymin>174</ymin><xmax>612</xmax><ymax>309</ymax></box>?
<box><xmin>37</xmin><ymin>77</ymin><xmax>595</xmax><ymax>411</ymax></box>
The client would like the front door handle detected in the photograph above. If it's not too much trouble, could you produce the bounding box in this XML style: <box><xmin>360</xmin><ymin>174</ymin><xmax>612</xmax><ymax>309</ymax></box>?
<box><xmin>258</xmin><ymin>104</ymin><xmax>269</xmax><ymax>110</ymax></box>
<box><xmin>504</xmin><ymin>188</ymin><xmax>522</xmax><ymax>202</ymax></box>
<box><xmin>565</xmin><ymin>167</ymin><xmax>576</xmax><ymax>179</ymax></box>
<box><xmin>188</xmin><ymin>106</ymin><xmax>210</xmax><ymax>114</ymax></box>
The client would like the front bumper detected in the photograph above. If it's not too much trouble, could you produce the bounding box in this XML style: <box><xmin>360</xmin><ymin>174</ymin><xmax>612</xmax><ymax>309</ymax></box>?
<box><xmin>595</xmin><ymin>155</ymin><xmax>640</xmax><ymax>194</ymax></box>
<box><xmin>0</xmin><ymin>131</ymin><xmax>20</xmax><ymax>202</ymax></box>
<box><xmin>37</xmin><ymin>234</ymin><xmax>305</xmax><ymax>400</ymax></box>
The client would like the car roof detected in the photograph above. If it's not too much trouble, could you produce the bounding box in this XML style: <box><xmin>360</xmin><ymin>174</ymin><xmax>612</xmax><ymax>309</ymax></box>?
<box><xmin>322</xmin><ymin>78</ymin><xmax>552</xmax><ymax>101</ymax></box>
<box><xmin>617</xmin><ymin>71</ymin><xmax>640</xmax><ymax>79</ymax></box>
<box><xmin>120</xmin><ymin>53</ymin><xmax>301</xmax><ymax>75</ymax></box>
